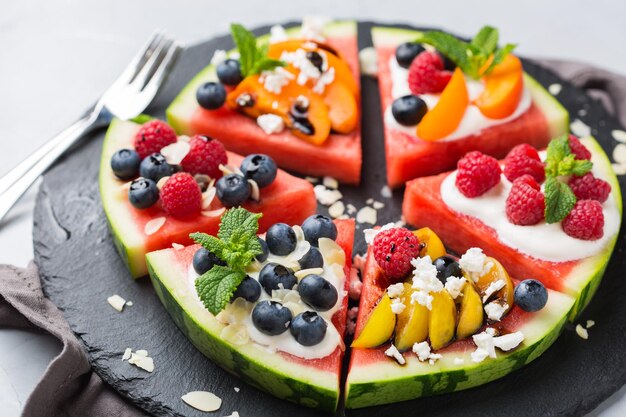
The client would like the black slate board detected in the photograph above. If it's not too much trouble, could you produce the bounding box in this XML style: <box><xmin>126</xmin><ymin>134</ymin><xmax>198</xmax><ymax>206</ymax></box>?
<box><xmin>33</xmin><ymin>22</ymin><xmax>626</xmax><ymax>417</ymax></box>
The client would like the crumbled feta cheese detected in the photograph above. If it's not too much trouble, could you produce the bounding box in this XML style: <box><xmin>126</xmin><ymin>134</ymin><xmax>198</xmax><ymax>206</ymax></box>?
<box><xmin>210</xmin><ymin>49</ymin><xmax>227</xmax><ymax>66</ymax></box>
<box><xmin>472</xmin><ymin>331</ymin><xmax>497</xmax><ymax>359</ymax></box>
<box><xmin>269</xmin><ymin>25</ymin><xmax>288</xmax><ymax>44</ymax></box>
<box><xmin>313</xmin><ymin>67</ymin><xmax>335</xmax><ymax>94</ymax></box>
<box><xmin>411</xmin><ymin>290</ymin><xmax>434</xmax><ymax>310</ymax></box>
<box><xmin>380</xmin><ymin>185</ymin><xmax>392</xmax><ymax>198</ymax></box>
<box><xmin>234</xmin><ymin>387</ymin><xmax>240</xmax><ymax>393</ymax></box>
<box><xmin>412</xmin><ymin>341</ymin><xmax>431</xmax><ymax>362</ymax></box>
<box><xmin>300</xmin><ymin>15</ymin><xmax>329</xmax><ymax>41</ymax></box>
<box><xmin>612</xmin><ymin>129</ymin><xmax>626</xmax><ymax>143</ymax></box>
<box><xmin>411</xmin><ymin>256</ymin><xmax>443</xmax><ymax>294</ymax></box>
<box><xmin>429</xmin><ymin>354</ymin><xmax>442</xmax><ymax>365</ymax></box>
<box><xmin>107</xmin><ymin>295</ymin><xmax>126</xmax><ymax>312</ymax></box>
<box><xmin>484</xmin><ymin>301</ymin><xmax>509</xmax><ymax>321</ymax></box>
<box><xmin>586</xmin><ymin>320</ymin><xmax>595</xmax><ymax>328</ymax></box>
<box><xmin>576</xmin><ymin>324</ymin><xmax>589</xmax><ymax>340</ymax></box>
<box><xmin>160</xmin><ymin>140</ymin><xmax>190</xmax><ymax>165</ymax></box>
<box><xmin>144</xmin><ymin>217</ymin><xmax>166</xmax><ymax>236</ymax></box>
<box><xmin>390</xmin><ymin>298</ymin><xmax>406</xmax><ymax>314</ymax></box>
<box><xmin>493</xmin><ymin>332</ymin><xmax>524</xmax><ymax>351</ymax></box>
<box><xmin>322</xmin><ymin>176</ymin><xmax>339</xmax><ymax>189</ymax></box>
<box><xmin>256</xmin><ymin>114</ymin><xmax>285</xmax><ymax>135</ymax></box>
<box><xmin>356</xmin><ymin>206</ymin><xmax>377</xmax><ymax>224</ymax></box>
<box><xmin>281</xmin><ymin>48</ymin><xmax>322</xmax><ymax>86</ymax></box>
<box><xmin>363</xmin><ymin>222</ymin><xmax>395</xmax><ymax>245</ymax></box>
<box><xmin>313</xmin><ymin>184</ymin><xmax>343</xmax><ymax>205</ymax></box>
<box><xmin>359</xmin><ymin>47</ymin><xmax>378</xmax><ymax>77</ymax></box>
<box><xmin>328</xmin><ymin>201</ymin><xmax>345</xmax><ymax>218</ymax></box>
<box><xmin>471</xmin><ymin>348</ymin><xmax>490</xmax><ymax>363</ymax></box>
<box><xmin>387</xmin><ymin>283</ymin><xmax>405</xmax><ymax>298</ymax></box>
<box><xmin>384</xmin><ymin>344</ymin><xmax>406</xmax><ymax>365</ymax></box>
<box><xmin>485</xmin><ymin>327</ymin><xmax>497</xmax><ymax>336</ymax></box>
<box><xmin>453</xmin><ymin>357</ymin><xmax>465</xmax><ymax>365</ymax></box>
<box><xmin>181</xmin><ymin>391</ymin><xmax>222</xmax><ymax>412</ymax></box>
<box><xmin>459</xmin><ymin>248</ymin><xmax>491</xmax><ymax>282</ymax></box>
<box><xmin>122</xmin><ymin>348</ymin><xmax>132</xmax><ymax>361</ymax></box>
<box><xmin>482</xmin><ymin>279</ymin><xmax>506</xmax><ymax>303</ymax></box>
<box><xmin>548</xmin><ymin>83</ymin><xmax>562</xmax><ymax>95</ymax></box>
<box><xmin>259</xmin><ymin>67</ymin><xmax>294</xmax><ymax>94</ymax></box>
<box><xmin>570</xmin><ymin>119</ymin><xmax>591</xmax><ymax>138</ymax></box>
<box><xmin>613</xmin><ymin>143</ymin><xmax>626</xmax><ymax>164</ymax></box>
<box><xmin>444</xmin><ymin>276</ymin><xmax>466</xmax><ymax>299</ymax></box>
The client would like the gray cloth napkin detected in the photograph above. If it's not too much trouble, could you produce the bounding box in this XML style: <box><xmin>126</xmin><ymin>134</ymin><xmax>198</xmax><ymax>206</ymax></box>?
<box><xmin>0</xmin><ymin>59</ymin><xmax>624</xmax><ymax>417</ymax></box>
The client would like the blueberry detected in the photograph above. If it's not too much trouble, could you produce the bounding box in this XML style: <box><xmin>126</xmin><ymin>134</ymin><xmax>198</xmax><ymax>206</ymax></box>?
<box><xmin>192</xmin><ymin>247</ymin><xmax>226</xmax><ymax>275</ymax></box>
<box><xmin>290</xmin><ymin>311</ymin><xmax>327</xmax><ymax>346</ymax></box>
<box><xmin>110</xmin><ymin>148</ymin><xmax>140</xmax><ymax>180</ymax></box>
<box><xmin>128</xmin><ymin>177</ymin><xmax>159</xmax><ymax>209</ymax></box>
<box><xmin>139</xmin><ymin>153</ymin><xmax>176</xmax><ymax>182</ymax></box>
<box><xmin>298</xmin><ymin>247</ymin><xmax>324</xmax><ymax>269</ymax></box>
<box><xmin>514</xmin><ymin>279</ymin><xmax>548</xmax><ymax>312</ymax></box>
<box><xmin>232</xmin><ymin>276</ymin><xmax>262</xmax><ymax>302</ymax></box>
<box><xmin>256</xmin><ymin>237</ymin><xmax>269</xmax><ymax>262</ymax></box>
<box><xmin>298</xmin><ymin>274</ymin><xmax>338</xmax><ymax>311</ymax></box>
<box><xmin>433</xmin><ymin>256</ymin><xmax>462</xmax><ymax>284</ymax></box>
<box><xmin>258</xmin><ymin>263</ymin><xmax>297</xmax><ymax>294</ymax></box>
<box><xmin>391</xmin><ymin>95</ymin><xmax>428</xmax><ymax>126</ymax></box>
<box><xmin>266</xmin><ymin>223</ymin><xmax>297</xmax><ymax>255</ymax></box>
<box><xmin>437</xmin><ymin>51</ymin><xmax>456</xmax><ymax>71</ymax></box>
<box><xmin>395</xmin><ymin>42</ymin><xmax>425</xmax><ymax>68</ymax></box>
<box><xmin>251</xmin><ymin>301</ymin><xmax>292</xmax><ymax>336</ymax></box>
<box><xmin>196</xmin><ymin>81</ymin><xmax>226</xmax><ymax>110</ymax></box>
<box><xmin>301</xmin><ymin>215</ymin><xmax>337</xmax><ymax>247</ymax></box>
<box><xmin>240</xmin><ymin>154</ymin><xmax>278</xmax><ymax>188</ymax></box>
<box><xmin>216</xmin><ymin>174</ymin><xmax>251</xmax><ymax>207</ymax></box>
<box><xmin>216</xmin><ymin>59</ymin><xmax>243</xmax><ymax>86</ymax></box>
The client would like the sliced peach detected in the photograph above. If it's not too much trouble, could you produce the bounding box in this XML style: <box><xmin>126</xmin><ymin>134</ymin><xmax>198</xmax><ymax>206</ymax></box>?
<box><xmin>475</xmin><ymin>54</ymin><xmax>524</xmax><ymax>119</ymax></box>
<box><xmin>226</xmin><ymin>75</ymin><xmax>331</xmax><ymax>145</ymax></box>
<box><xmin>413</xmin><ymin>227</ymin><xmax>446</xmax><ymax>260</ymax></box>
<box><xmin>352</xmin><ymin>294</ymin><xmax>396</xmax><ymax>348</ymax></box>
<box><xmin>394</xmin><ymin>283</ymin><xmax>429</xmax><ymax>352</ymax></box>
<box><xmin>456</xmin><ymin>282</ymin><xmax>484</xmax><ymax>339</ymax></box>
<box><xmin>465</xmin><ymin>257</ymin><xmax>514</xmax><ymax>313</ymax></box>
<box><xmin>416</xmin><ymin>68</ymin><xmax>469</xmax><ymax>141</ymax></box>
<box><xmin>429</xmin><ymin>290</ymin><xmax>457</xmax><ymax>350</ymax></box>
<box><xmin>323</xmin><ymin>80</ymin><xmax>358</xmax><ymax>133</ymax></box>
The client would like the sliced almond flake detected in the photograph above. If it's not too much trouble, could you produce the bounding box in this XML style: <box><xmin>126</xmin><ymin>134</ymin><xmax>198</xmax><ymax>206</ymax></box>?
<box><xmin>181</xmin><ymin>391</ymin><xmax>222</xmax><ymax>412</ymax></box>
<box><xmin>295</xmin><ymin>267</ymin><xmax>324</xmax><ymax>279</ymax></box>
<box><xmin>248</xmin><ymin>179</ymin><xmax>260</xmax><ymax>202</ymax></box>
<box><xmin>219</xmin><ymin>164</ymin><xmax>243</xmax><ymax>176</ymax></box>
<box><xmin>157</xmin><ymin>176</ymin><xmax>170</xmax><ymax>190</ymax></box>
<box><xmin>359</xmin><ymin>46</ymin><xmax>378</xmax><ymax>77</ymax></box>
<box><xmin>575</xmin><ymin>324</ymin><xmax>589</xmax><ymax>339</ymax></box>
<box><xmin>144</xmin><ymin>217</ymin><xmax>166</xmax><ymax>235</ymax></box>
<box><xmin>125</xmin><ymin>301</ymin><xmax>133</xmax><ymax>306</ymax></box>
<box><xmin>172</xmin><ymin>243</ymin><xmax>185</xmax><ymax>250</ymax></box>
<box><xmin>372</xmin><ymin>201</ymin><xmax>385</xmax><ymax>209</ymax></box>
<box><xmin>107</xmin><ymin>295</ymin><xmax>126</xmax><ymax>312</ymax></box>
<box><xmin>122</xmin><ymin>348</ymin><xmax>132</xmax><ymax>361</ymax></box>
<box><xmin>346</xmin><ymin>203</ymin><xmax>357</xmax><ymax>214</ymax></box>
<box><xmin>611</xmin><ymin>163</ymin><xmax>626</xmax><ymax>175</ymax></box>
<box><xmin>328</xmin><ymin>201</ymin><xmax>345</xmax><ymax>218</ymax></box>
<box><xmin>128</xmin><ymin>354</ymin><xmax>154</xmax><ymax>372</ymax></box>
<box><xmin>570</xmin><ymin>119</ymin><xmax>591</xmax><ymax>138</ymax></box>
<box><xmin>234</xmin><ymin>387</ymin><xmax>240</xmax><ymax>393</ymax></box>
<box><xmin>381</xmin><ymin>185</ymin><xmax>392</xmax><ymax>199</ymax></box>
<box><xmin>313</xmin><ymin>185</ymin><xmax>342</xmax><ymax>205</ymax></box>
<box><xmin>578</xmin><ymin>109</ymin><xmax>587</xmax><ymax>116</ymax></box>
<box><xmin>305</xmin><ymin>176</ymin><xmax>319</xmax><ymax>184</ymax></box>
<box><xmin>201</xmin><ymin>186</ymin><xmax>217</xmax><ymax>209</ymax></box>
<box><xmin>366</xmin><ymin>198</ymin><xmax>374</xmax><ymax>205</ymax></box>
<box><xmin>202</xmin><ymin>208</ymin><xmax>226</xmax><ymax>218</ymax></box>
<box><xmin>548</xmin><ymin>83</ymin><xmax>562</xmax><ymax>95</ymax></box>
<box><xmin>356</xmin><ymin>206</ymin><xmax>377</xmax><ymax>224</ymax></box>
<box><xmin>612</xmin><ymin>129</ymin><xmax>626</xmax><ymax>143</ymax></box>
<box><xmin>160</xmin><ymin>141</ymin><xmax>190</xmax><ymax>165</ymax></box>
<box><xmin>293</xmin><ymin>225</ymin><xmax>305</xmax><ymax>242</ymax></box>
<box><xmin>613</xmin><ymin>144</ymin><xmax>626</xmax><ymax>164</ymax></box>
<box><xmin>322</xmin><ymin>176</ymin><xmax>339</xmax><ymax>189</ymax></box>
<box><xmin>135</xmin><ymin>349</ymin><xmax>148</xmax><ymax>357</ymax></box>
<box><xmin>225</xmin><ymin>412</ymin><xmax>240</xmax><ymax>417</ymax></box>
<box><xmin>586</xmin><ymin>320</ymin><xmax>595</xmax><ymax>328</ymax></box>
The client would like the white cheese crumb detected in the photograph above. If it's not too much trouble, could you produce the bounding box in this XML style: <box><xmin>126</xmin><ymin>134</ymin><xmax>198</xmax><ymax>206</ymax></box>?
<box><xmin>411</xmin><ymin>256</ymin><xmax>443</xmax><ymax>295</ymax></box>
<box><xmin>613</xmin><ymin>143</ymin><xmax>626</xmax><ymax>164</ymax></box>
<box><xmin>234</xmin><ymin>387</ymin><xmax>240</xmax><ymax>393</ymax></box>
<box><xmin>390</xmin><ymin>298</ymin><xmax>406</xmax><ymax>314</ymax></box>
<box><xmin>412</xmin><ymin>341</ymin><xmax>431</xmax><ymax>362</ymax></box>
<box><xmin>459</xmin><ymin>247</ymin><xmax>490</xmax><ymax>282</ymax></box>
<box><xmin>387</xmin><ymin>283</ymin><xmax>405</xmax><ymax>298</ymax></box>
<box><xmin>485</xmin><ymin>327</ymin><xmax>497</xmax><ymax>336</ymax></box>
<box><xmin>322</xmin><ymin>176</ymin><xmax>339</xmax><ymax>189</ymax></box>
<box><xmin>107</xmin><ymin>295</ymin><xmax>126</xmax><ymax>312</ymax></box>
<box><xmin>269</xmin><ymin>25</ymin><xmax>288</xmax><ymax>44</ymax></box>
<box><xmin>473</xmin><ymin>331</ymin><xmax>497</xmax><ymax>360</ymax></box>
<box><xmin>586</xmin><ymin>320</ymin><xmax>595</xmax><ymax>328</ymax></box>
<box><xmin>256</xmin><ymin>114</ymin><xmax>285</xmax><ymax>135</ymax></box>
<box><xmin>453</xmin><ymin>357</ymin><xmax>465</xmax><ymax>365</ymax></box>
<box><xmin>314</xmin><ymin>185</ymin><xmax>343</xmax><ymax>205</ymax></box>
<box><xmin>570</xmin><ymin>119</ymin><xmax>591</xmax><ymax>138</ymax></box>
<box><xmin>411</xmin><ymin>290</ymin><xmax>434</xmax><ymax>310</ymax></box>
<box><xmin>328</xmin><ymin>201</ymin><xmax>345</xmax><ymax>218</ymax></box>
<box><xmin>259</xmin><ymin>67</ymin><xmax>294</xmax><ymax>94</ymax></box>
<box><xmin>381</xmin><ymin>185</ymin><xmax>392</xmax><ymax>198</ymax></box>
<box><xmin>210</xmin><ymin>49</ymin><xmax>227</xmax><ymax>66</ymax></box>
<box><xmin>384</xmin><ymin>344</ymin><xmax>406</xmax><ymax>365</ymax></box>
<box><xmin>305</xmin><ymin>176</ymin><xmax>319</xmax><ymax>183</ymax></box>
<box><xmin>359</xmin><ymin>47</ymin><xmax>378</xmax><ymax>77</ymax></box>
<box><xmin>160</xmin><ymin>140</ymin><xmax>190</xmax><ymax>165</ymax></box>
<box><xmin>484</xmin><ymin>302</ymin><xmax>509</xmax><ymax>321</ymax></box>
<box><xmin>548</xmin><ymin>83</ymin><xmax>562</xmax><ymax>95</ymax></box>
<box><xmin>372</xmin><ymin>201</ymin><xmax>385</xmax><ymax>209</ymax></box>
<box><xmin>444</xmin><ymin>276</ymin><xmax>466</xmax><ymax>299</ymax></box>
<box><xmin>493</xmin><ymin>331</ymin><xmax>525</xmax><ymax>351</ymax></box>
<box><xmin>181</xmin><ymin>391</ymin><xmax>222</xmax><ymax>412</ymax></box>
<box><xmin>144</xmin><ymin>217</ymin><xmax>166</xmax><ymax>236</ymax></box>
<box><xmin>482</xmin><ymin>279</ymin><xmax>506</xmax><ymax>303</ymax></box>
<box><xmin>172</xmin><ymin>243</ymin><xmax>185</xmax><ymax>250</ymax></box>
<box><xmin>356</xmin><ymin>206</ymin><xmax>377</xmax><ymax>224</ymax></box>
<box><xmin>471</xmin><ymin>348</ymin><xmax>490</xmax><ymax>363</ymax></box>
<box><xmin>363</xmin><ymin>222</ymin><xmax>395</xmax><ymax>245</ymax></box>
<box><xmin>122</xmin><ymin>348</ymin><xmax>132</xmax><ymax>361</ymax></box>
<box><xmin>576</xmin><ymin>324</ymin><xmax>589</xmax><ymax>340</ymax></box>
<box><xmin>313</xmin><ymin>66</ymin><xmax>335</xmax><ymax>94</ymax></box>
<box><xmin>612</xmin><ymin>129</ymin><xmax>626</xmax><ymax>143</ymax></box>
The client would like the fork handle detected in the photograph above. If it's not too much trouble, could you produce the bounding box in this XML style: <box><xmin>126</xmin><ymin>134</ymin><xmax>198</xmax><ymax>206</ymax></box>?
<box><xmin>0</xmin><ymin>113</ymin><xmax>97</xmax><ymax>223</ymax></box>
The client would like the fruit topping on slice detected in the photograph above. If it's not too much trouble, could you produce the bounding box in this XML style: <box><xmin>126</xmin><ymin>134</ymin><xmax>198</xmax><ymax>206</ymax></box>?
<box><xmin>160</xmin><ymin>172</ymin><xmax>203</xmax><ymax>219</ymax></box>
<box><xmin>413</xmin><ymin>227</ymin><xmax>446</xmax><ymax>259</ymax></box>
<box><xmin>455</xmin><ymin>151</ymin><xmax>501</xmax><ymax>197</ymax></box>
<box><xmin>408</xmin><ymin>51</ymin><xmax>452</xmax><ymax>95</ymax></box>
<box><xmin>321</xmin><ymin>80</ymin><xmax>358</xmax><ymax>134</ymax></box>
<box><xmin>193</xmin><ymin>247</ymin><xmax>226</xmax><ymax>275</ymax></box>
<box><xmin>503</xmin><ymin>144</ymin><xmax>546</xmax><ymax>183</ymax></box>
<box><xmin>216</xmin><ymin>173</ymin><xmax>251</xmax><ymax>207</ymax></box>
<box><xmin>255</xmin><ymin>237</ymin><xmax>269</xmax><ymax>262</ymax></box>
<box><xmin>181</xmin><ymin>135</ymin><xmax>228</xmax><ymax>178</ymax></box>
<box><xmin>128</xmin><ymin>177</ymin><xmax>159</xmax><ymax>209</ymax></box>
<box><xmin>240</xmin><ymin>154</ymin><xmax>278</xmax><ymax>188</ymax></box>
<box><xmin>505</xmin><ymin>175</ymin><xmax>545</xmax><ymax>225</ymax></box>
<box><xmin>259</xmin><ymin>263</ymin><xmax>297</xmax><ymax>294</ymax></box>
<box><xmin>351</xmin><ymin>294</ymin><xmax>395</xmax><ymax>348</ymax></box>
<box><xmin>456</xmin><ymin>281</ymin><xmax>484</xmax><ymax>339</ymax></box>
<box><xmin>216</xmin><ymin>58</ymin><xmax>244</xmax><ymax>86</ymax></box>
<box><xmin>514</xmin><ymin>279</ymin><xmax>548</xmax><ymax>312</ymax></box>
<box><xmin>266</xmin><ymin>223</ymin><xmax>297</xmax><ymax>255</ymax></box>
<box><xmin>298</xmin><ymin>247</ymin><xmax>324</xmax><ymax>269</ymax></box>
<box><xmin>110</xmin><ymin>149</ymin><xmax>140</xmax><ymax>180</ymax></box>
<box><xmin>394</xmin><ymin>283</ymin><xmax>429</xmax><ymax>352</ymax></box>
<box><xmin>465</xmin><ymin>256</ymin><xmax>514</xmax><ymax>316</ymax></box>
<box><xmin>433</xmin><ymin>255</ymin><xmax>462</xmax><ymax>284</ymax></box>
<box><xmin>252</xmin><ymin>300</ymin><xmax>292</xmax><ymax>336</ymax></box>
<box><xmin>428</xmin><ymin>290</ymin><xmax>457</xmax><ymax>350</ymax></box>
<box><xmin>391</xmin><ymin>95</ymin><xmax>428</xmax><ymax>126</ymax></box>
<box><xmin>134</xmin><ymin>119</ymin><xmax>177</xmax><ymax>159</ymax></box>
<box><xmin>416</xmin><ymin>68</ymin><xmax>469</xmax><ymax>141</ymax></box>
<box><xmin>569</xmin><ymin>134</ymin><xmax>592</xmax><ymax>160</ymax></box>
<box><xmin>474</xmin><ymin>54</ymin><xmax>524</xmax><ymax>119</ymax></box>
<box><xmin>562</xmin><ymin>199</ymin><xmax>605</xmax><ymax>240</ymax></box>
<box><xmin>232</xmin><ymin>276</ymin><xmax>262</xmax><ymax>302</ymax></box>
<box><xmin>298</xmin><ymin>274</ymin><xmax>339</xmax><ymax>311</ymax></box>
<box><xmin>139</xmin><ymin>152</ymin><xmax>178</xmax><ymax>182</ymax></box>
<box><xmin>568</xmin><ymin>173</ymin><xmax>611</xmax><ymax>203</ymax></box>
<box><xmin>395</xmin><ymin>42</ymin><xmax>426</xmax><ymax>68</ymax></box>
<box><xmin>373</xmin><ymin>228</ymin><xmax>421</xmax><ymax>282</ymax></box>
<box><xmin>290</xmin><ymin>311</ymin><xmax>327</xmax><ymax>346</ymax></box>
<box><xmin>302</xmin><ymin>214</ymin><xmax>338</xmax><ymax>246</ymax></box>
<box><xmin>196</xmin><ymin>81</ymin><xmax>227</xmax><ymax>110</ymax></box>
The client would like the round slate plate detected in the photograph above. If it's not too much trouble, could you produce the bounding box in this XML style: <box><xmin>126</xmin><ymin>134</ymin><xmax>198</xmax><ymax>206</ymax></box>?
<box><xmin>33</xmin><ymin>22</ymin><xmax>626</xmax><ymax>417</ymax></box>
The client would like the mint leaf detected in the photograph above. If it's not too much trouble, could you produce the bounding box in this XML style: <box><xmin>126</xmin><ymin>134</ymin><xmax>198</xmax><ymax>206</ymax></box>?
<box><xmin>545</xmin><ymin>134</ymin><xmax>571</xmax><ymax>177</ymax></box>
<box><xmin>571</xmin><ymin>159</ymin><xmax>593</xmax><ymax>176</ymax></box>
<box><xmin>190</xmin><ymin>232</ymin><xmax>226</xmax><ymax>259</ymax></box>
<box><xmin>230</xmin><ymin>23</ymin><xmax>257</xmax><ymax>77</ymax></box>
<box><xmin>218</xmin><ymin>207</ymin><xmax>262</xmax><ymax>241</ymax></box>
<box><xmin>252</xmin><ymin>58</ymin><xmax>285</xmax><ymax>74</ymax></box>
<box><xmin>471</xmin><ymin>26</ymin><xmax>498</xmax><ymax>56</ymax></box>
<box><xmin>195</xmin><ymin>266</ymin><xmax>246</xmax><ymax>315</ymax></box>
<box><xmin>416</xmin><ymin>31</ymin><xmax>471</xmax><ymax>74</ymax></box>
<box><xmin>131</xmin><ymin>114</ymin><xmax>154</xmax><ymax>124</ymax></box>
<box><xmin>544</xmin><ymin>177</ymin><xmax>577</xmax><ymax>224</ymax></box>
<box><xmin>484</xmin><ymin>43</ymin><xmax>517</xmax><ymax>75</ymax></box>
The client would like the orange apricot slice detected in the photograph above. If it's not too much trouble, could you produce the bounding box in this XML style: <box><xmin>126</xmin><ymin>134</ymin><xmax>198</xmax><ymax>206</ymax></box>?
<box><xmin>475</xmin><ymin>54</ymin><xmax>524</xmax><ymax>119</ymax></box>
<box><xmin>323</xmin><ymin>81</ymin><xmax>358</xmax><ymax>133</ymax></box>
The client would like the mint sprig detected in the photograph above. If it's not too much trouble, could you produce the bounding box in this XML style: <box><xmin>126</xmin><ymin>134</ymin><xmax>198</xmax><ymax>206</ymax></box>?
<box><xmin>190</xmin><ymin>208</ymin><xmax>263</xmax><ymax>315</ymax></box>
<box><xmin>414</xmin><ymin>26</ymin><xmax>516</xmax><ymax>79</ymax></box>
<box><xmin>230</xmin><ymin>23</ymin><xmax>285</xmax><ymax>77</ymax></box>
<box><xmin>543</xmin><ymin>135</ymin><xmax>593</xmax><ymax>223</ymax></box>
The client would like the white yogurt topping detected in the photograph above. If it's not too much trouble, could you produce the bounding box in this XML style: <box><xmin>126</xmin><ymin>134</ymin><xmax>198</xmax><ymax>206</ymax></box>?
<box><xmin>440</xmin><ymin>151</ymin><xmax>621</xmax><ymax>262</ymax></box>
<box><xmin>385</xmin><ymin>55</ymin><xmax>532</xmax><ymax>142</ymax></box>
<box><xmin>187</xmin><ymin>227</ymin><xmax>345</xmax><ymax>359</ymax></box>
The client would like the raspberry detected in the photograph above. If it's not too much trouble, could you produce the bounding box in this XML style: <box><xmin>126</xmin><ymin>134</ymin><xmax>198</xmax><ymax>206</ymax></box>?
<box><xmin>160</xmin><ymin>173</ymin><xmax>202</xmax><ymax>219</ymax></box>
<box><xmin>134</xmin><ymin>120</ymin><xmax>177</xmax><ymax>159</ymax></box>
<box><xmin>569</xmin><ymin>135</ymin><xmax>591</xmax><ymax>160</ymax></box>
<box><xmin>503</xmin><ymin>144</ymin><xmax>545</xmax><ymax>184</ymax></box>
<box><xmin>562</xmin><ymin>200</ymin><xmax>604</xmax><ymax>240</ymax></box>
<box><xmin>181</xmin><ymin>135</ymin><xmax>228</xmax><ymax>178</ymax></box>
<box><xmin>568</xmin><ymin>173</ymin><xmax>611</xmax><ymax>203</ymax></box>
<box><xmin>407</xmin><ymin>51</ymin><xmax>452</xmax><ymax>95</ymax></box>
<box><xmin>505</xmin><ymin>175</ymin><xmax>545</xmax><ymax>225</ymax></box>
<box><xmin>455</xmin><ymin>151</ymin><xmax>502</xmax><ymax>198</ymax></box>
<box><xmin>373</xmin><ymin>228</ymin><xmax>421</xmax><ymax>282</ymax></box>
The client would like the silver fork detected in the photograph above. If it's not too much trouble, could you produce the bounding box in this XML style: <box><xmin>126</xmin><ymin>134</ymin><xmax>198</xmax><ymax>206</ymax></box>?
<box><xmin>0</xmin><ymin>31</ymin><xmax>181</xmax><ymax>224</ymax></box>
